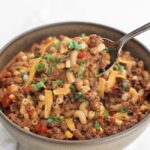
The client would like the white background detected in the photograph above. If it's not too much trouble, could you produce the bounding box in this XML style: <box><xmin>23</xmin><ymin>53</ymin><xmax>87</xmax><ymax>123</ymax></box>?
<box><xmin>0</xmin><ymin>0</ymin><xmax>150</xmax><ymax>150</ymax></box>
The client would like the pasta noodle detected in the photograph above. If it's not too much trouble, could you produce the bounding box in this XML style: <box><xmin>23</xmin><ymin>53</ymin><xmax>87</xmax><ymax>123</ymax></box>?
<box><xmin>70</xmin><ymin>50</ymin><xmax>78</xmax><ymax>66</ymax></box>
<box><xmin>66</xmin><ymin>71</ymin><xmax>76</xmax><ymax>83</ymax></box>
<box><xmin>79</xmin><ymin>101</ymin><xmax>89</xmax><ymax>116</ymax></box>
<box><xmin>129</xmin><ymin>87</ymin><xmax>139</xmax><ymax>104</ymax></box>
<box><xmin>53</xmin><ymin>84</ymin><xmax>71</xmax><ymax>95</ymax></box>
<box><xmin>74</xmin><ymin>110</ymin><xmax>87</xmax><ymax>125</ymax></box>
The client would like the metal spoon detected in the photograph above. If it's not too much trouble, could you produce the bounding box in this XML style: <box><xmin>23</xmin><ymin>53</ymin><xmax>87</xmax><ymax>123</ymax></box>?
<box><xmin>100</xmin><ymin>22</ymin><xmax>150</xmax><ymax>75</ymax></box>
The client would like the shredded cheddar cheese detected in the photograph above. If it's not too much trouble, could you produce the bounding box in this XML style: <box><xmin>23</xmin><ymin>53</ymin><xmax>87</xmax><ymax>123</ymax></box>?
<box><xmin>106</xmin><ymin>70</ymin><xmax>118</xmax><ymax>92</ymax></box>
<box><xmin>44</xmin><ymin>90</ymin><xmax>53</xmax><ymax>118</ymax></box>
<box><xmin>65</xmin><ymin>118</ymin><xmax>75</xmax><ymax>131</ymax></box>
<box><xmin>98</xmin><ymin>77</ymin><xmax>105</xmax><ymax>98</ymax></box>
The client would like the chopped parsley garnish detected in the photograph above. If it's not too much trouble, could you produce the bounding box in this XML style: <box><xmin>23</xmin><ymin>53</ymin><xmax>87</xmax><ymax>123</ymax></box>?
<box><xmin>104</xmin><ymin>47</ymin><xmax>110</xmax><ymax>52</ymax></box>
<box><xmin>121</xmin><ymin>81</ymin><xmax>128</xmax><ymax>90</ymax></box>
<box><xmin>52</xmin><ymin>41</ymin><xmax>65</xmax><ymax>49</ymax></box>
<box><xmin>120</xmin><ymin>108</ymin><xmax>128</xmax><ymax>113</ymax></box>
<box><xmin>47</xmin><ymin>116</ymin><xmax>62</xmax><ymax>123</ymax></box>
<box><xmin>31</xmin><ymin>84</ymin><xmax>38</xmax><ymax>91</ymax></box>
<box><xmin>77</xmin><ymin>69</ymin><xmax>83</xmax><ymax>78</ymax></box>
<box><xmin>31</xmin><ymin>78</ymin><xmax>46</xmax><ymax>90</ymax></box>
<box><xmin>70</xmin><ymin>85</ymin><xmax>76</xmax><ymax>92</ymax></box>
<box><xmin>68</xmin><ymin>41</ymin><xmax>82</xmax><ymax>51</ymax></box>
<box><xmin>46</xmin><ymin>66</ymin><xmax>51</xmax><ymax>74</ymax></box>
<box><xmin>42</xmin><ymin>54</ymin><xmax>53</xmax><ymax>61</ymax></box>
<box><xmin>103</xmin><ymin>110</ymin><xmax>109</xmax><ymax>117</ymax></box>
<box><xmin>41</xmin><ymin>78</ymin><xmax>46</xmax><ymax>83</ymax></box>
<box><xmin>81</xmin><ymin>33</ymin><xmax>86</xmax><ymax>37</ymax></box>
<box><xmin>52</xmin><ymin>80</ymin><xmax>64</xmax><ymax>87</ymax></box>
<box><xmin>118</xmin><ymin>64</ymin><xmax>125</xmax><ymax>72</ymax></box>
<box><xmin>68</xmin><ymin>68</ymin><xmax>74</xmax><ymax>72</ymax></box>
<box><xmin>100</xmin><ymin>68</ymin><xmax>105</xmax><ymax>73</ymax></box>
<box><xmin>80</xmin><ymin>98</ymin><xmax>87</xmax><ymax>103</ymax></box>
<box><xmin>94</xmin><ymin>69</ymin><xmax>99</xmax><ymax>77</ymax></box>
<box><xmin>35</xmin><ymin>62</ymin><xmax>46</xmax><ymax>72</ymax></box>
<box><xmin>53</xmin><ymin>58</ymin><xmax>64</xmax><ymax>68</ymax></box>
<box><xmin>74</xmin><ymin>92</ymin><xmax>83</xmax><ymax>101</ymax></box>
<box><xmin>94</xmin><ymin>121</ymin><xmax>100</xmax><ymax>130</ymax></box>
<box><xmin>37</xmin><ymin>81</ymin><xmax>46</xmax><ymax>88</ymax></box>
<box><xmin>78</xmin><ymin>60</ymin><xmax>87</xmax><ymax>66</ymax></box>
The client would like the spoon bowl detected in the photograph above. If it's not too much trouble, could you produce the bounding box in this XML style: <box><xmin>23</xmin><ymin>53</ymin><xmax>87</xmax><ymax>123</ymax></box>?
<box><xmin>100</xmin><ymin>22</ymin><xmax>150</xmax><ymax>75</ymax></box>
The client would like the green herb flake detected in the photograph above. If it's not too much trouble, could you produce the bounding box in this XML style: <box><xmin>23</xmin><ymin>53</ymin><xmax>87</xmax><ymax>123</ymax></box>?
<box><xmin>53</xmin><ymin>58</ymin><xmax>64</xmax><ymax>68</ymax></box>
<box><xmin>31</xmin><ymin>84</ymin><xmax>38</xmax><ymax>91</ymax></box>
<box><xmin>47</xmin><ymin>116</ymin><xmax>62</xmax><ymax>123</ymax></box>
<box><xmin>103</xmin><ymin>110</ymin><xmax>109</xmax><ymax>117</ymax></box>
<box><xmin>68</xmin><ymin>68</ymin><xmax>74</xmax><ymax>72</ymax></box>
<box><xmin>68</xmin><ymin>41</ymin><xmax>82</xmax><ymax>51</ymax></box>
<box><xmin>118</xmin><ymin>64</ymin><xmax>125</xmax><ymax>72</ymax></box>
<box><xmin>41</xmin><ymin>78</ymin><xmax>46</xmax><ymax>83</ymax></box>
<box><xmin>94</xmin><ymin>121</ymin><xmax>100</xmax><ymax>130</ymax></box>
<box><xmin>37</xmin><ymin>81</ymin><xmax>46</xmax><ymax>89</ymax></box>
<box><xmin>94</xmin><ymin>69</ymin><xmax>99</xmax><ymax>77</ymax></box>
<box><xmin>120</xmin><ymin>108</ymin><xmax>128</xmax><ymax>113</ymax></box>
<box><xmin>43</xmin><ymin>54</ymin><xmax>53</xmax><ymax>61</ymax></box>
<box><xmin>52</xmin><ymin>43</ymin><xmax>59</xmax><ymax>49</ymax></box>
<box><xmin>77</xmin><ymin>69</ymin><xmax>83</xmax><ymax>78</ymax></box>
<box><xmin>70</xmin><ymin>85</ymin><xmax>76</xmax><ymax>93</ymax></box>
<box><xmin>80</xmin><ymin>98</ymin><xmax>87</xmax><ymax>103</ymax></box>
<box><xmin>74</xmin><ymin>92</ymin><xmax>83</xmax><ymax>101</ymax></box>
<box><xmin>52</xmin><ymin>80</ymin><xmax>64</xmax><ymax>87</ymax></box>
<box><xmin>100</xmin><ymin>68</ymin><xmax>105</xmax><ymax>73</ymax></box>
<box><xmin>81</xmin><ymin>33</ymin><xmax>86</xmax><ymax>37</ymax></box>
<box><xmin>104</xmin><ymin>47</ymin><xmax>110</xmax><ymax>52</ymax></box>
<box><xmin>35</xmin><ymin>62</ymin><xmax>46</xmax><ymax>72</ymax></box>
<box><xmin>46</xmin><ymin>66</ymin><xmax>51</xmax><ymax>74</ymax></box>
<box><xmin>52</xmin><ymin>41</ymin><xmax>65</xmax><ymax>49</ymax></box>
<box><xmin>78</xmin><ymin>60</ymin><xmax>87</xmax><ymax>67</ymax></box>
<box><xmin>121</xmin><ymin>81</ymin><xmax>128</xmax><ymax>90</ymax></box>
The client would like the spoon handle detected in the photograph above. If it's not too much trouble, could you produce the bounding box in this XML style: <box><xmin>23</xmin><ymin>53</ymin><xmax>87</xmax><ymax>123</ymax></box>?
<box><xmin>118</xmin><ymin>22</ymin><xmax>150</xmax><ymax>48</ymax></box>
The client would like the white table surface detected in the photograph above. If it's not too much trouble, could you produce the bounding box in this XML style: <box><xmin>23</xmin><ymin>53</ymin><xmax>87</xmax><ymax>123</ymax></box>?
<box><xmin>0</xmin><ymin>0</ymin><xmax>149</xmax><ymax>150</ymax></box>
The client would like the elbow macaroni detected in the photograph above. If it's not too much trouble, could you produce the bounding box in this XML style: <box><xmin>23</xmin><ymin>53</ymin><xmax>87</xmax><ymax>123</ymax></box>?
<box><xmin>129</xmin><ymin>87</ymin><xmax>139</xmax><ymax>104</ymax></box>
<box><xmin>79</xmin><ymin>101</ymin><xmax>89</xmax><ymax>116</ymax></box>
<box><xmin>74</xmin><ymin>110</ymin><xmax>87</xmax><ymax>124</ymax></box>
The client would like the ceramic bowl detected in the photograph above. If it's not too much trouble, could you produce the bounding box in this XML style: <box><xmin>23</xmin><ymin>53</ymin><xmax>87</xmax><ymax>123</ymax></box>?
<box><xmin>0</xmin><ymin>22</ymin><xmax>150</xmax><ymax>150</ymax></box>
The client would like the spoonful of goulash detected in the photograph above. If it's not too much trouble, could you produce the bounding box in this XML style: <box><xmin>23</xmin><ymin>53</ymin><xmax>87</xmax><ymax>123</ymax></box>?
<box><xmin>101</xmin><ymin>22</ymin><xmax>150</xmax><ymax>75</ymax></box>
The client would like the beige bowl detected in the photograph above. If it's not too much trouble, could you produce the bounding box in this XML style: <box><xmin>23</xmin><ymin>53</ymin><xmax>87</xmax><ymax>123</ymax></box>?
<box><xmin>0</xmin><ymin>22</ymin><xmax>150</xmax><ymax>150</ymax></box>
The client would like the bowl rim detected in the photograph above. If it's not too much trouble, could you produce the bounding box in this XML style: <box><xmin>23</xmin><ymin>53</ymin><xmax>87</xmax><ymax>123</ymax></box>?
<box><xmin>0</xmin><ymin>21</ymin><xmax>150</xmax><ymax>144</ymax></box>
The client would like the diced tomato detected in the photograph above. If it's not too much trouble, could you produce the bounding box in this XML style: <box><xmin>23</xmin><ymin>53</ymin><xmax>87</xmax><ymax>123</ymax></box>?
<box><xmin>78</xmin><ymin>51</ymin><xmax>88</xmax><ymax>59</ymax></box>
<box><xmin>35</xmin><ymin>123</ymin><xmax>48</xmax><ymax>134</ymax></box>
<box><xmin>112</xmin><ymin>84</ymin><xmax>118</xmax><ymax>91</ymax></box>
<box><xmin>1</xmin><ymin>95</ymin><xmax>11</xmax><ymax>108</ymax></box>
<box><xmin>109</xmin><ymin>118</ymin><xmax>115</xmax><ymax>128</ymax></box>
<box><xmin>76</xmin><ymin>100</ymin><xmax>81</xmax><ymax>108</ymax></box>
<box><xmin>99</xmin><ymin>60</ymin><xmax>106</xmax><ymax>68</ymax></box>
<box><xmin>20</xmin><ymin>86</ymin><xmax>31</xmax><ymax>93</ymax></box>
<box><xmin>28</xmin><ymin>108</ymin><xmax>35</xmax><ymax>118</ymax></box>
<box><xmin>112</xmin><ymin>84</ymin><xmax>124</xmax><ymax>96</ymax></box>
